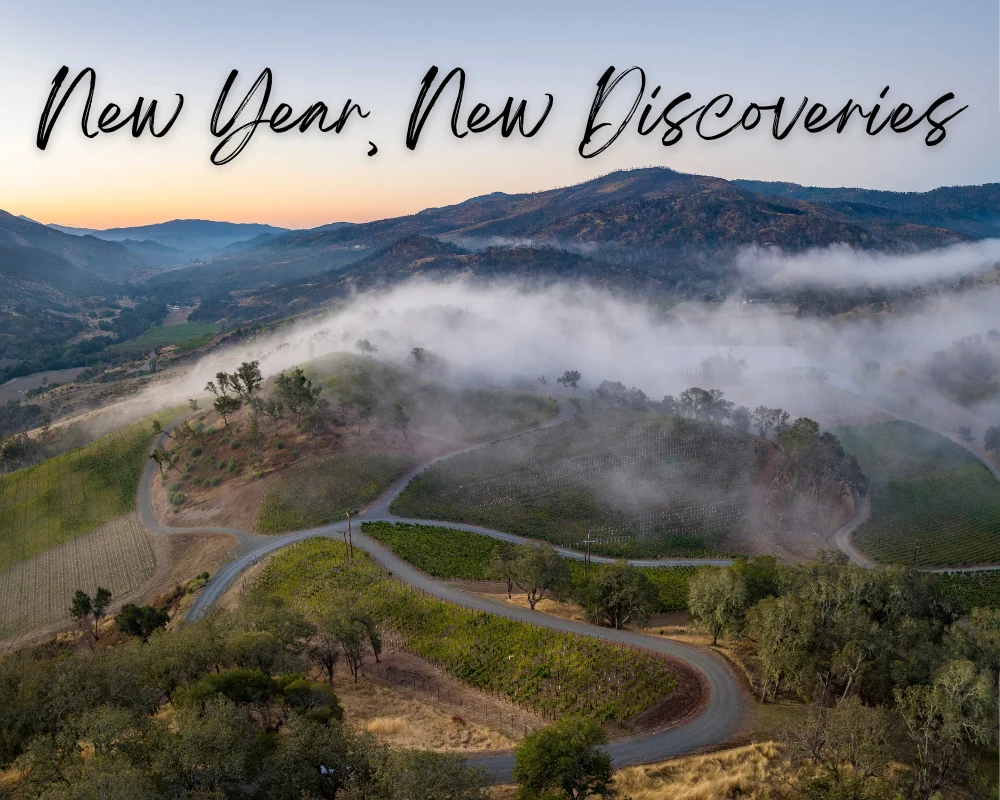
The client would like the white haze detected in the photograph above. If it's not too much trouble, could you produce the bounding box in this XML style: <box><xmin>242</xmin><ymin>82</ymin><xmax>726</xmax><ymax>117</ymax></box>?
<box><xmin>737</xmin><ymin>239</ymin><xmax>1000</xmax><ymax>289</ymax></box>
<box><xmin>66</xmin><ymin>241</ymin><xmax>1000</xmax><ymax>442</ymax></box>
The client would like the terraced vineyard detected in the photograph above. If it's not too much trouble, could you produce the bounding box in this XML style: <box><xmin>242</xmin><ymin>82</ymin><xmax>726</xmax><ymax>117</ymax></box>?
<box><xmin>362</xmin><ymin>521</ymin><xmax>702</xmax><ymax>612</ymax></box>
<box><xmin>834</xmin><ymin>421</ymin><xmax>1000</xmax><ymax>566</ymax></box>
<box><xmin>390</xmin><ymin>411</ymin><xmax>766</xmax><ymax>558</ymax></box>
<box><xmin>252</xmin><ymin>539</ymin><xmax>680</xmax><ymax>722</ymax></box>
<box><xmin>0</xmin><ymin>417</ymin><xmax>170</xmax><ymax>639</ymax></box>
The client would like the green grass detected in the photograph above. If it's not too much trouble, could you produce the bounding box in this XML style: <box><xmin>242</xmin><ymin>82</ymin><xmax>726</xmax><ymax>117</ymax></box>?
<box><xmin>361</xmin><ymin>521</ymin><xmax>702</xmax><ymax>613</ymax></box>
<box><xmin>833</xmin><ymin>422</ymin><xmax>1000</xmax><ymax>566</ymax></box>
<box><xmin>109</xmin><ymin>322</ymin><xmax>218</xmax><ymax>352</ymax></box>
<box><xmin>0</xmin><ymin>409</ymin><xmax>178</xmax><ymax>571</ymax></box>
<box><xmin>937</xmin><ymin>571</ymin><xmax>1000</xmax><ymax>610</ymax></box>
<box><xmin>255</xmin><ymin>453</ymin><xmax>413</xmax><ymax>533</ymax></box>
<box><xmin>251</xmin><ymin>538</ymin><xmax>678</xmax><ymax>723</ymax></box>
<box><xmin>390</xmin><ymin>411</ymin><xmax>765</xmax><ymax>558</ymax></box>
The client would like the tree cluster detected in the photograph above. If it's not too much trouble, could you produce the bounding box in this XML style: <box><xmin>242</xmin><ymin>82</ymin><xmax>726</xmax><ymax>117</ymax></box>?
<box><xmin>0</xmin><ymin>597</ymin><xmax>490</xmax><ymax>800</ymax></box>
<box><xmin>687</xmin><ymin>554</ymin><xmax>998</xmax><ymax>798</ymax></box>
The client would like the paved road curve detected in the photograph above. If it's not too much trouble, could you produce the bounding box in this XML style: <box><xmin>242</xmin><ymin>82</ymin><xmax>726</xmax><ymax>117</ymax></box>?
<box><xmin>139</xmin><ymin>399</ymin><xmax>750</xmax><ymax>779</ymax></box>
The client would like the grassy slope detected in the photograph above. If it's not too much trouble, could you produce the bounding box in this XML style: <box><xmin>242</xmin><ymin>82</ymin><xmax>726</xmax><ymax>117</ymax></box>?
<box><xmin>390</xmin><ymin>411</ymin><xmax>764</xmax><ymax>558</ymax></box>
<box><xmin>834</xmin><ymin>421</ymin><xmax>1000</xmax><ymax>566</ymax></box>
<box><xmin>251</xmin><ymin>538</ymin><xmax>678</xmax><ymax>723</ymax></box>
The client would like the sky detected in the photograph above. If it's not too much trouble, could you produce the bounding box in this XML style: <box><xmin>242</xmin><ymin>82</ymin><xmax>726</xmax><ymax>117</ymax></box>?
<box><xmin>1</xmin><ymin>0</ymin><xmax>998</xmax><ymax>229</ymax></box>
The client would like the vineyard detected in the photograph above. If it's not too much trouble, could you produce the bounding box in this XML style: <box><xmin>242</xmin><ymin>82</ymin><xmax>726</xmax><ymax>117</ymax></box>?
<box><xmin>0</xmin><ymin>415</ymin><xmax>169</xmax><ymax>640</ymax></box>
<box><xmin>361</xmin><ymin>521</ymin><xmax>505</xmax><ymax>581</ymax></box>
<box><xmin>0</xmin><ymin>512</ymin><xmax>155</xmax><ymax>639</ymax></box>
<box><xmin>390</xmin><ymin>411</ymin><xmax>766</xmax><ymax>558</ymax></box>
<box><xmin>937</xmin><ymin>570</ymin><xmax>1000</xmax><ymax>610</ymax></box>
<box><xmin>361</xmin><ymin>521</ymin><xmax>700</xmax><ymax>612</ymax></box>
<box><xmin>251</xmin><ymin>539</ymin><xmax>680</xmax><ymax>723</ymax></box>
<box><xmin>256</xmin><ymin>453</ymin><xmax>413</xmax><ymax>533</ymax></box>
<box><xmin>833</xmin><ymin>422</ymin><xmax>1000</xmax><ymax>566</ymax></box>
<box><xmin>0</xmin><ymin>420</ymin><xmax>157</xmax><ymax>570</ymax></box>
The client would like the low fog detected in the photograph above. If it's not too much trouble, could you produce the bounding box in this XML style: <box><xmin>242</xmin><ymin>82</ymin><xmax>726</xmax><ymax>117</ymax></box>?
<box><xmin>76</xmin><ymin>240</ymin><xmax>1000</xmax><ymax>442</ymax></box>
<box><xmin>737</xmin><ymin>239</ymin><xmax>1000</xmax><ymax>290</ymax></box>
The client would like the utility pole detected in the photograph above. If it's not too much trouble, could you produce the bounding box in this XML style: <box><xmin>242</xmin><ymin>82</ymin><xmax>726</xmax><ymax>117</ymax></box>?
<box><xmin>912</xmin><ymin>543</ymin><xmax>920</xmax><ymax>568</ymax></box>
<box><xmin>345</xmin><ymin>510</ymin><xmax>355</xmax><ymax>560</ymax></box>
<box><xmin>583</xmin><ymin>531</ymin><xmax>599</xmax><ymax>576</ymax></box>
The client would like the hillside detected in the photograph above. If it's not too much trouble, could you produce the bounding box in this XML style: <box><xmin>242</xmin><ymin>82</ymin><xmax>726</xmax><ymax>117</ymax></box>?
<box><xmin>0</xmin><ymin>243</ymin><xmax>118</xmax><ymax>302</ymax></box>
<box><xmin>733</xmin><ymin>178</ymin><xmax>1000</xmax><ymax>238</ymax></box>
<box><xmin>0</xmin><ymin>210</ymin><xmax>142</xmax><ymax>280</ymax></box>
<box><xmin>150</xmin><ymin>168</ymin><xmax>969</xmax><ymax>325</ymax></box>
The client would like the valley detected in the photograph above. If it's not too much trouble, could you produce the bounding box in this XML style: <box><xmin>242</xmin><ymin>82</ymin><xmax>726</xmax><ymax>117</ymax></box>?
<box><xmin>2</xmin><ymin>168</ymin><xmax>1000</xmax><ymax>799</ymax></box>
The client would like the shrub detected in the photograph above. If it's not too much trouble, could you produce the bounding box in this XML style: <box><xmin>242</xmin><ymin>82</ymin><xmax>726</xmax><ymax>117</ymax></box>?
<box><xmin>169</xmin><ymin>482</ymin><xmax>181</xmax><ymax>491</ymax></box>
<box><xmin>218</xmin><ymin>460</ymin><xmax>226</xmax><ymax>471</ymax></box>
<box><xmin>190</xmin><ymin>446</ymin><xmax>202</xmax><ymax>457</ymax></box>
<box><xmin>227</xmin><ymin>457</ymin><xmax>237</xmax><ymax>473</ymax></box>
<box><xmin>209</xmin><ymin>475</ymin><xmax>221</xmax><ymax>487</ymax></box>
<box><xmin>274</xmin><ymin>439</ymin><xmax>284</xmax><ymax>449</ymax></box>
<box><xmin>230</xmin><ymin>439</ymin><xmax>242</xmax><ymax>450</ymax></box>
<box><xmin>169</xmin><ymin>491</ymin><xmax>186</xmax><ymax>506</ymax></box>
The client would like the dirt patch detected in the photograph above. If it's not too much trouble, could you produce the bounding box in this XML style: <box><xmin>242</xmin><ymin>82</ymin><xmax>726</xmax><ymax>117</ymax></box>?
<box><xmin>153</xmin><ymin>466</ymin><xmax>274</xmax><ymax>531</ymax></box>
<box><xmin>142</xmin><ymin>531</ymin><xmax>238</xmax><ymax>606</ymax></box>
<box><xmin>330</xmin><ymin>658</ymin><xmax>518</xmax><ymax>752</ymax></box>
<box><xmin>346</xmin><ymin>651</ymin><xmax>544</xmax><ymax>747</ymax></box>
<box><xmin>163</xmin><ymin>306</ymin><xmax>193</xmax><ymax>326</ymax></box>
<box><xmin>622</xmin><ymin>654</ymin><xmax>705</xmax><ymax>739</ymax></box>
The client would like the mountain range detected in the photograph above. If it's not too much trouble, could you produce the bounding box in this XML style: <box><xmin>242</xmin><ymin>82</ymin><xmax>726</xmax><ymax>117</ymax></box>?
<box><xmin>145</xmin><ymin>167</ymin><xmax>988</xmax><ymax>324</ymax></box>
<box><xmin>48</xmin><ymin>218</ymin><xmax>290</xmax><ymax>266</ymax></box>
<box><xmin>3</xmin><ymin>167</ymin><xmax>1000</xmax><ymax>377</ymax></box>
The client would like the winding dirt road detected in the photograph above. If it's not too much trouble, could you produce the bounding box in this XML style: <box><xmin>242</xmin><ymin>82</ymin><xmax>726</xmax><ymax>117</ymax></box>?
<box><xmin>138</xmin><ymin>399</ymin><xmax>749</xmax><ymax>779</ymax></box>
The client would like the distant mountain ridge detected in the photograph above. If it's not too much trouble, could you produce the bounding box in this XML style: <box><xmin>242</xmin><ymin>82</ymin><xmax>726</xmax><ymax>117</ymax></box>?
<box><xmin>732</xmin><ymin>179</ymin><xmax>1000</xmax><ymax>238</ymax></box>
<box><xmin>48</xmin><ymin>218</ymin><xmax>292</xmax><ymax>265</ymax></box>
<box><xmin>146</xmin><ymin>167</ymin><xmax>971</xmax><ymax>324</ymax></box>
<box><xmin>0</xmin><ymin>210</ymin><xmax>142</xmax><ymax>280</ymax></box>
